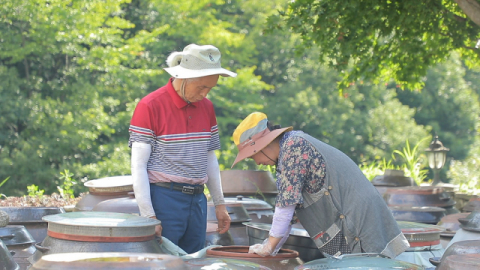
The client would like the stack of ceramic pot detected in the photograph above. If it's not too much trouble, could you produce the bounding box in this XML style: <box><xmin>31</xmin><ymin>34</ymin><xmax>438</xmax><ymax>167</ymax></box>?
<box><xmin>384</xmin><ymin>186</ymin><xmax>459</xmax><ymax>224</ymax></box>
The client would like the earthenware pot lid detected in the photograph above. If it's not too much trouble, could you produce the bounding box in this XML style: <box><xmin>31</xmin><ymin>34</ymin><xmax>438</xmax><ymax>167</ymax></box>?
<box><xmin>84</xmin><ymin>175</ymin><xmax>133</xmax><ymax>193</ymax></box>
<box><xmin>458</xmin><ymin>211</ymin><xmax>480</xmax><ymax>232</ymax></box>
<box><xmin>42</xmin><ymin>212</ymin><xmax>160</xmax><ymax>242</ymax></box>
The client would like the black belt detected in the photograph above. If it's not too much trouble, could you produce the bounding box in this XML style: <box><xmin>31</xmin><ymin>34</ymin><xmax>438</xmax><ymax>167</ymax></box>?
<box><xmin>155</xmin><ymin>182</ymin><xmax>204</xmax><ymax>195</ymax></box>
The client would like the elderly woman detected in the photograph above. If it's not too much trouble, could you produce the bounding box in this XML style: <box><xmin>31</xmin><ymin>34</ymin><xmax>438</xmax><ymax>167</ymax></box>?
<box><xmin>231</xmin><ymin>112</ymin><xmax>409</xmax><ymax>258</ymax></box>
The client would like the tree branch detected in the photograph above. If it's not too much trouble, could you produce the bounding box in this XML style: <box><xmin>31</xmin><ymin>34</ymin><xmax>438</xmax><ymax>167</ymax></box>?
<box><xmin>454</xmin><ymin>0</ymin><xmax>480</xmax><ymax>27</ymax></box>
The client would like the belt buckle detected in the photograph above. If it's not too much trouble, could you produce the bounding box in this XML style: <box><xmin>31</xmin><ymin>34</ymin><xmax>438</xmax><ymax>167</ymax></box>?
<box><xmin>182</xmin><ymin>186</ymin><xmax>195</xmax><ymax>195</ymax></box>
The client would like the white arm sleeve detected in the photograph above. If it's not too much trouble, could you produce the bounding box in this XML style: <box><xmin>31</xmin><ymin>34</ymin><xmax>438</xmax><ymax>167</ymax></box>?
<box><xmin>205</xmin><ymin>150</ymin><xmax>225</xmax><ymax>206</ymax></box>
<box><xmin>131</xmin><ymin>142</ymin><xmax>156</xmax><ymax>218</ymax></box>
<box><xmin>269</xmin><ymin>205</ymin><xmax>296</xmax><ymax>238</ymax></box>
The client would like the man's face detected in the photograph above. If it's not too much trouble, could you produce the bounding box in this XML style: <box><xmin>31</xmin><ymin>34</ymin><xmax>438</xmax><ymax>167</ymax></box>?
<box><xmin>184</xmin><ymin>75</ymin><xmax>219</xmax><ymax>102</ymax></box>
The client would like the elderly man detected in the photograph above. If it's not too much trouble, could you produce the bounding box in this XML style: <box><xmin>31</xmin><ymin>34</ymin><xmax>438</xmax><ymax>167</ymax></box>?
<box><xmin>129</xmin><ymin>44</ymin><xmax>235</xmax><ymax>253</ymax></box>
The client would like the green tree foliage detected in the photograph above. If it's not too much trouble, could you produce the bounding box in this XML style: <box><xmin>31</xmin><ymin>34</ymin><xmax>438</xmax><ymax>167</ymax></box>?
<box><xmin>269</xmin><ymin>0</ymin><xmax>480</xmax><ymax>89</ymax></box>
<box><xmin>395</xmin><ymin>54</ymin><xmax>480</xmax><ymax>162</ymax></box>
<box><xmin>448</xmin><ymin>138</ymin><xmax>480</xmax><ymax>194</ymax></box>
<box><xmin>1</xmin><ymin>0</ymin><xmax>478</xmax><ymax>195</ymax></box>
<box><xmin>0</xmin><ymin>0</ymin><xmax>167</xmax><ymax>195</ymax></box>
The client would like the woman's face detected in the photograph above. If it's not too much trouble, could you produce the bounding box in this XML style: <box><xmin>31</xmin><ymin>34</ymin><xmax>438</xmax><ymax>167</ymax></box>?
<box><xmin>251</xmin><ymin>147</ymin><xmax>277</xmax><ymax>166</ymax></box>
<box><xmin>184</xmin><ymin>75</ymin><xmax>219</xmax><ymax>103</ymax></box>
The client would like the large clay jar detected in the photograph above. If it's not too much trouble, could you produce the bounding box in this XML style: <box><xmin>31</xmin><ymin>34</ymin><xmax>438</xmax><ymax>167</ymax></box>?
<box><xmin>429</xmin><ymin>240</ymin><xmax>480</xmax><ymax>270</ymax></box>
<box><xmin>92</xmin><ymin>192</ymin><xmax>140</xmax><ymax>215</ymax></box>
<box><xmin>0</xmin><ymin>239</ymin><xmax>19</xmax><ymax>270</ymax></box>
<box><xmin>30</xmin><ymin>252</ymin><xmax>188</xmax><ymax>270</ymax></box>
<box><xmin>74</xmin><ymin>175</ymin><xmax>133</xmax><ymax>212</ymax></box>
<box><xmin>29</xmin><ymin>212</ymin><xmax>164</xmax><ymax>264</ymax></box>
<box><xmin>0</xmin><ymin>225</ymin><xmax>36</xmax><ymax>270</ymax></box>
<box><xmin>206</xmin><ymin>246</ymin><xmax>303</xmax><ymax>270</ymax></box>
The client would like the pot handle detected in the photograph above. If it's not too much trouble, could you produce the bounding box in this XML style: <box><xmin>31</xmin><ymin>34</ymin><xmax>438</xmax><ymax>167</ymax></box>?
<box><xmin>34</xmin><ymin>242</ymin><xmax>50</xmax><ymax>253</ymax></box>
<box><xmin>0</xmin><ymin>234</ymin><xmax>15</xmax><ymax>240</ymax></box>
<box><xmin>439</xmin><ymin>193</ymin><xmax>451</xmax><ymax>201</ymax></box>
<box><xmin>458</xmin><ymin>217</ymin><xmax>470</xmax><ymax>226</ymax></box>
<box><xmin>429</xmin><ymin>257</ymin><xmax>441</xmax><ymax>266</ymax></box>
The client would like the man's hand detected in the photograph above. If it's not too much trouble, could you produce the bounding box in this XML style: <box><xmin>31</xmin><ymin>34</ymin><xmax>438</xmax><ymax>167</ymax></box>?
<box><xmin>151</xmin><ymin>216</ymin><xmax>163</xmax><ymax>243</ymax></box>
<box><xmin>214</xmin><ymin>204</ymin><xmax>231</xmax><ymax>234</ymax></box>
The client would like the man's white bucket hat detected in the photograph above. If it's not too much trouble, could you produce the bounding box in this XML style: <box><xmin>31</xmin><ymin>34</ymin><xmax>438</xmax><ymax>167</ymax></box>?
<box><xmin>164</xmin><ymin>44</ymin><xmax>237</xmax><ymax>79</ymax></box>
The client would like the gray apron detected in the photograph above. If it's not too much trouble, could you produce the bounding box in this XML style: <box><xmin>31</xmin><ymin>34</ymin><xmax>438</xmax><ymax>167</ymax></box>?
<box><xmin>286</xmin><ymin>132</ymin><xmax>409</xmax><ymax>258</ymax></box>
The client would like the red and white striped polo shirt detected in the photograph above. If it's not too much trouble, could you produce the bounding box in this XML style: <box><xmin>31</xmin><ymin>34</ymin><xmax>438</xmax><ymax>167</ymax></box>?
<box><xmin>128</xmin><ymin>78</ymin><xmax>220</xmax><ymax>185</ymax></box>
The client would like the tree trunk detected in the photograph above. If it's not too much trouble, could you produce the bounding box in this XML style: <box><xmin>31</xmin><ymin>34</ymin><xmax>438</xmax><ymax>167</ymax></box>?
<box><xmin>454</xmin><ymin>0</ymin><xmax>480</xmax><ymax>27</ymax></box>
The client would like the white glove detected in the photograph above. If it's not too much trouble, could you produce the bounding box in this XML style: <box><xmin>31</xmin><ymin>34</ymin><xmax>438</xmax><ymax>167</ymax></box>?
<box><xmin>248</xmin><ymin>224</ymin><xmax>292</xmax><ymax>257</ymax></box>
<box><xmin>249</xmin><ymin>238</ymin><xmax>275</xmax><ymax>257</ymax></box>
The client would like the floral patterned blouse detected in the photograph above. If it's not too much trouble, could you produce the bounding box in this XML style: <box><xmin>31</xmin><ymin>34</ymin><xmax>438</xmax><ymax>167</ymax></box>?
<box><xmin>276</xmin><ymin>130</ymin><xmax>326</xmax><ymax>208</ymax></box>
<box><xmin>275</xmin><ymin>130</ymin><xmax>351</xmax><ymax>255</ymax></box>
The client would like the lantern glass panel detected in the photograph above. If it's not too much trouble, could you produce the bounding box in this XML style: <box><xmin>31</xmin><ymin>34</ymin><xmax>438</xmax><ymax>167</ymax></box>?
<box><xmin>427</xmin><ymin>151</ymin><xmax>446</xmax><ymax>169</ymax></box>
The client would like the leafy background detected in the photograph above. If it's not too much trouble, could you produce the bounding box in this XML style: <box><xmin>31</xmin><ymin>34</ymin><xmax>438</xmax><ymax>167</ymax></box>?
<box><xmin>1</xmin><ymin>0</ymin><xmax>479</xmax><ymax>196</ymax></box>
